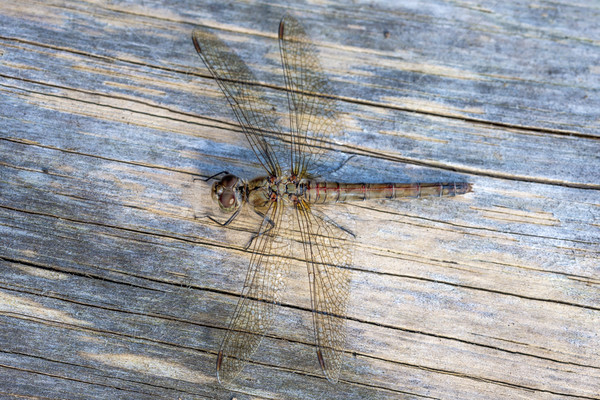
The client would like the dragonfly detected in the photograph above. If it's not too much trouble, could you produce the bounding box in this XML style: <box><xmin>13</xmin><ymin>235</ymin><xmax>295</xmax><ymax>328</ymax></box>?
<box><xmin>192</xmin><ymin>15</ymin><xmax>472</xmax><ymax>385</ymax></box>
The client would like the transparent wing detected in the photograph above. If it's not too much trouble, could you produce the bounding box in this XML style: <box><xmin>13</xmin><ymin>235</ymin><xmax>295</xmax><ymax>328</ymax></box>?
<box><xmin>295</xmin><ymin>200</ymin><xmax>353</xmax><ymax>383</ymax></box>
<box><xmin>192</xmin><ymin>29</ymin><xmax>288</xmax><ymax>176</ymax></box>
<box><xmin>279</xmin><ymin>15</ymin><xmax>347</xmax><ymax>178</ymax></box>
<box><xmin>217</xmin><ymin>200</ymin><xmax>292</xmax><ymax>384</ymax></box>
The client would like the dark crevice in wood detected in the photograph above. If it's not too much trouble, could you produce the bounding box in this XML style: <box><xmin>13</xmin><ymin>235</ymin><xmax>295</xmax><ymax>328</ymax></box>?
<box><xmin>0</xmin><ymin>256</ymin><xmax>163</xmax><ymax>293</ymax></box>
<box><xmin>1</xmin><ymin>296</ymin><xmax>219</xmax><ymax>355</ymax></box>
<box><xmin>0</xmin><ymin>362</ymin><xmax>157</xmax><ymax>396</ymax></box>
<box><xmin>475</xmin><ymin>259</ymin><xmax>599</xmax><ymax>282</ymax></box>
<box><xmin>0</xmin><ymin>137</ymin><xmax>191</xmax><ymax>176</ymax></box>
<box><xmin>337</xmin><ymin>93</ymin><xmax>600</xmax><ymax>139</ymax></box>
<box><xmin>346</xmin><ymin>354</ymin><xmax>600</xmax><ymax>399</ymax></box>
<box><xmin>289</xmin><ymin>368</ymin><xmax>443</xmax><ymax>399</ymax></box>
<box><xmin>0</xmin><ymin>76</ymin><xmax>233</xmax><ymax>137</ymax></box>
<box><xmin>361</xmin><ymin>268</ymin><xmax>600</xmax><ymax>312</ymax></box>
<box><xmin>345</xmin><ymin>324</ymin><xmax>600</xmax><ymax>376</ymax></box>
<box><xmin>0</xmin><ymin>202</ymin><xmax>237</xmax><ymax>255</ymax></box>
<box><xmin>2</xmin><ymin>349</ymin><xmax>104</xmax><ymax>374</ymax></box>
<box><xmin>1</xmin><ymin>175</ymin><xmax>203</xmax><ymax>233</ymax></box>
<box><xmin>376</xmin><ymin>250</ymin><xmax>599</xmax><ymax>284</ymax></box>
<box><xmin>2</xmin><ymin>298</ymin><xmax>216</xmax><ymax>346</ymax></box>
<box><xmin>352</xmin><ymin>201</ymin><xmax>600</xmax><ymax>247</ymax></box>
<box><xmin>342</xmin><ymin>142</ymin><xmax>600</xmax><ymax>189</ymax></box>
<box><xmin>0</xmin><ymin>34</ymin><xmax>187</xmax><ymax>78</ymax></box>
<box><xmin>0</xmin><ymin>349</ymin><xmax>209</xmax><ymax>398</ymax></box>
<box><xmin>0</xmin><ymin>161</ymin><xmax>76</xmax><ymax>179</ymax></box>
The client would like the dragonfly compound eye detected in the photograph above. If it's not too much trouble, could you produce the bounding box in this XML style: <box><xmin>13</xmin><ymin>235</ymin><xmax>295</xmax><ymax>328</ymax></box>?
<box><xmin>219</xmin><ymin>191</ymin><xmax>238</xmax><ymax>210</ymax></box>
<box><xmin>220</xmin><ymin>174</ymin><xmax>239</xmax><ymax>189</ymax></box>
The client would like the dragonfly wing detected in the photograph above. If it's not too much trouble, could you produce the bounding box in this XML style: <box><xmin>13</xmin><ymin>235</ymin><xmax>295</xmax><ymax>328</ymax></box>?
<box><xmin>192</xmin><ymin>29</ymin><xmax>288</xmax><ymax>176</ymax></box>
<box><xmin>217</xmin><ymin>200</ymin><xmax>292</xmax><ymax>384</ymax></box>
<box><xmin>295</xmin><ymin>201</ymin><xmax>354</xmax><ymax>383</ymax></box>
<box><xmin>279</xmin><ymin>15</ymin><xmax>347</xmax><ymax>178</ymax></box>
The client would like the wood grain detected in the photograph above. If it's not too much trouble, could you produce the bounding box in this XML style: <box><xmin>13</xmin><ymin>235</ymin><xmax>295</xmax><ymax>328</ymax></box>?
<box><xmin>1</xmin><ymin>1</ymin><xmax>598</xmax><ymax>399</ymax></box>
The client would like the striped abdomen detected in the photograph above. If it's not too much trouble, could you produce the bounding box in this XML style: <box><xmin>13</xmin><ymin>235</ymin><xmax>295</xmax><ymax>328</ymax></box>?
<box><xmin>303</xmin><ymin>181</ymin><xmax>472</xmax><ymax>204</ymax></box>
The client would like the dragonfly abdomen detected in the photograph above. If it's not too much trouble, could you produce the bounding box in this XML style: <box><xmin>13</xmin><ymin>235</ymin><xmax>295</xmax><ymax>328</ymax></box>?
<box><xmin>303</xmin><ymin>181</ymin><xmax>472</xmax><ymax>204</ymax></box>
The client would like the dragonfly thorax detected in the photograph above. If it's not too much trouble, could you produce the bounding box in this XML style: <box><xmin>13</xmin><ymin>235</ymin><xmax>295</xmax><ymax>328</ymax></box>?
<box><xmin>211</xmin><ymin>174</ymin><xmax>246</xmax><ymax>213</ymax></box>
<box><xmin>267</xmin><ymin>175</ymin><xmax>304</xmax><ymax>203</ymax></box>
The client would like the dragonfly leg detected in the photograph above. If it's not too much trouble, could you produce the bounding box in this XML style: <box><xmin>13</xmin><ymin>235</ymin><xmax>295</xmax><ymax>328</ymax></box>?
<box><xmin>198</xmin><ymin>170</ymin><xmax>230</xmax><ymax>182</ymax></box>
<box><xmin>208</xmin><ymin>208</ymin><xmax>241</xmax><ymax>226</ymax></box>
<box><xmin>244</xmin><ymin>209</ymin><xmax>276</xmax><ymax>250</ymax></box>
<box><xmin>310</xmin><ymin>208</ymin><xmax>356</xmax><ymax>239</ymax></box>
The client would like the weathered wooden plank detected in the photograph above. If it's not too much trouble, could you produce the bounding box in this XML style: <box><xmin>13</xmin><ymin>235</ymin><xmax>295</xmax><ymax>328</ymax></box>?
<box><xmin>1</xmin><ymin>0</ymin><xmax>599</xmax><ymax>399</ymax></box>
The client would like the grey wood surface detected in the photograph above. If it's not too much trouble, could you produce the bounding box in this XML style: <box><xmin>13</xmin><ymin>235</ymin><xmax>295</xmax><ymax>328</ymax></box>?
<box><xmin>1</xmin><ymin>0</ymin><xmax>599</xmax><ymax>399</ymax></box>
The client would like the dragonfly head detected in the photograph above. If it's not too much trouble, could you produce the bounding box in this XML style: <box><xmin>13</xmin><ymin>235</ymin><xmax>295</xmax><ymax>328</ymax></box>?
<box><xmin>211</xmin><ymin>174</ymin><xmax>244</xmax><ymax>213</ymax></box>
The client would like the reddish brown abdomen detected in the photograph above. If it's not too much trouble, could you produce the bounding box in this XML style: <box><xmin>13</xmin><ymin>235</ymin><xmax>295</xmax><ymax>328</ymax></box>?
<box><xmin>304</xmin><ymin>181</ymin><xmax>472</xmax><ymax>204</ymax></box>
